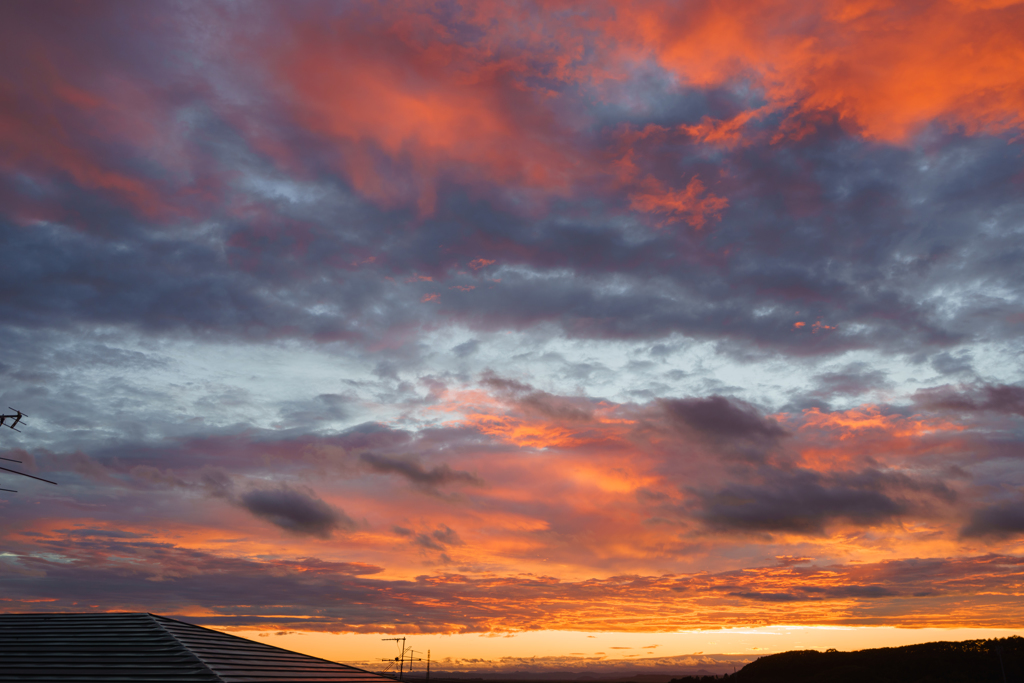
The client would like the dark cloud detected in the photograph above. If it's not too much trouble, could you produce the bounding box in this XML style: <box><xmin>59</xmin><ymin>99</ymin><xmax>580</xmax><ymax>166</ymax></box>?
<box><xmin>127</xmin><ymin>464</ymin><xmax>236</xmax><ymax>499</ymax></box>
<box><xmin>431</xmin><ymin>524</ymin><xmax>464</xmax><ymax>547</ymax></box>
<box><xmin>276</xmin><ymin>393</ymin><xmax>353</xmax><ymax>429</ymax></box>
<box><xmin>729</xmin><ymin>584</ymin><xmax>896</xmax><ymax>602</ymax></box>
<box><xmin>661</xmin><ymin>396</ymin><xmax>787</xmax><ymax>442</ymax></box>
<box><xmin>329</xmin><ymin>422</ymin><xmax>415</xmax><ymax>453</ymax></box>
<box><xmin>929</xmin><ymin>351</ymin><xmax>975</xmax><ymax>377</ymax></box>
<box><xmin>728</xmin><ymin>591</ymin><xmax>814</xmax><ymax>602</ymax></box>
<box><xmin>373</xmin><ymin>361</ymin><xmax>402</xmax><ymax>381</ymax></box>
<box><xmin>415</xmin><ymin>535</ymin><xmax>445</xmax><ymax>551</ymax></box>
<box><xmin>392</xmin><ymin>524</ymin><xmax>462</xmax><ymax>551</ymax></box>
<box><xmin>238</xmin><ymin>485</ymin><xmax>353</xmax><ymax>538</ymax></box>
<box><xmin>199</xmin><ymin>467</ymin><xmax>236</xmax><ymax>499</ymax></box>
<box><xmin>58</xmin><ymin>528</ymin><xmax>150</xmax><ymax>539</ymax></box>
<box><xmin>810</xmin><ymin>363</ymin><xmax>890</xmax><ymax>399</ymax></box>
<box><xmin>473</xmin><ymin>374</ymin><xmax>589</xmax><ymax>421</ymax></box>
<box><xmin>695</xmin><ymin>469</ymin><xmax>938</xmax><ymax>534</ymax></box>
<box><xmin>960</xmin><ymin>500</ymin><xmax>1024</xmax><ymax>539</ymax></box>
<box><xmin>915</xmin><ymin>383</ymin><xmax>1024</xmax><ymax>417</ymax></box>
<box><xmin>518</xmin><ymin>392</ymin><xmax>593</xmax><ymax>422</ymax></box>
<box><xmin>359</xmin><ymin>452</ymin><xmax>483</xmax><ymax>489</ymax></box>
<box><xmin>452</xmin><ymin>340</ymin><xmax>480</xmax><ymax>358</ymax></box>
<box><xmin>480</xmin><ymin>372</ymin><xmax>534</xmax><ymax>394</ymax></box>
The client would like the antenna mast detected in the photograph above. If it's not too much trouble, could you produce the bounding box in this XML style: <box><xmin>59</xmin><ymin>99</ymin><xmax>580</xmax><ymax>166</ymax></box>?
<box><xmin>382</xmin><ymin>637</ymin><xmax>407</xmax><ymax>680</ymax></box>
<box><xmin>0</xmin><ymin>408</ymin><xmax>57</xmax><ymax>492</ymax></box>
<box><xmin>380</xmin><ymin>637</ymin><xmax>424</xmax><ymax>680</ymax></box>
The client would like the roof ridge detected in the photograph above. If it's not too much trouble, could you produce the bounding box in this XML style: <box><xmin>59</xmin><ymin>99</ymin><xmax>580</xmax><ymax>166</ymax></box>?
<box><xmin>150</xmin><ymin>613</ymin><xmax>373</xmax><ymax>672</ymax></box>
<box><xmin>150</xmin><ymin>614</ymin><xmax>387</xmax><ymax>679</ymax></box>
<box><xmin>145</xmin><ymin>613</ymin><xmax>227</xmax><ymax>683</ymax></box>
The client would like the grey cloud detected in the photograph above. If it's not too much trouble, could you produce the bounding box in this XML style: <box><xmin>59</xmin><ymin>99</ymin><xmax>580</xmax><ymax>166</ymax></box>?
<box><xmin>518</xmin><ymin>392</ymin><xmax>593</xmax><ymax>422</ymax></box>
<box><xmin>729</xmin><ymin>585</ymin><xmax>896</xmax><ymax>602</ymax></box>
<box><xmin>431</xmin><ymin>524</ymin><xmax>464</xmax><ymax>546</ymax></box>
<box><xmin>929</xmin><ymin>351</ymin><xmax>974</xmax><ymax>376</ymax></box>
<box><xmin>331</xmin><ymin>422</ymin><xmax>415</xmax><ymax>453</ymax></box>
<box><xmin>128</xmin><ymin>464</ymin><xmax>234</xmax><ymax>499</ymax></box>
<box><xmin>661</xmin><ymin>396</ymin><xmax>787</xmax><ymax>442</ymax></box>
<box><xmin>480</xmin><ymin>372</ymin><xmax>534</xmax><ymax>394</ymax></box>
<box><xmin>359</xmin><ymin>452</ymin><xmax>483</xmax><ymax>489</ymax></box>
<box><xmin>696</xmin><ymin>469</ymin><xmax>918</xmax><ymax>535</ymax></box>
<box><xmin>915</xmin><ymin>383</ymin><xmax>1024</xmax><ymax>416</ymax></box>
<box><xmin>238</xmin><ymin>485</ymin><xmax>354</xmax><ymax>538</ymax></box>
<box><xmin>413</xmin><ymin>535</ymin><xmax>445</xmax><ymax>551</ymax></box>
<box><xmin>810</xmin><ymin>362</ymin><xmax>890</xmax><ymax>399</ymax></box>
<box><xmin>960</xmin><ymin>500</ymin><xmax>1024</xmax><ymax>539</ymax></box>
<box><xmin>199</xmin><ymin>467</ymin><xmax>236</xmax><ymax>499</ymax></box>
<box><xmin>58</xmin><ymin>528</ymin><xmax>150</xmax><ymax>539</ymax></box>
<box><xmin>825</xmin><ymin>585</ymin><xmax>898</xmax><ymax>598</ymax></box>
<box><xmin>452</xmin><ymin>339</ymin><xmax>480</xmax><ymax>357</ymax></box>
<box><xmin>729</xmin><ymin>591</ymin><xmax>814</xmax><ymax>602</ymax></box>
<box><xmin>276</xmin><ymin>393</ymin><xmax>353</xmax><ymax>429</ymax></box>
<box><xmin>373</xmin><ymin>361</ymin><xmax>401</xmax><ymax>380</ymax></box>
<box><xmin>3</xmin><ymin>117</ymin><xmax>1022</xmax><ymax>363</ymax></box>
<box><xmin>394</xmin><ymin>527</ymin><xmax>442</xmax><ymax>551</ymax></box>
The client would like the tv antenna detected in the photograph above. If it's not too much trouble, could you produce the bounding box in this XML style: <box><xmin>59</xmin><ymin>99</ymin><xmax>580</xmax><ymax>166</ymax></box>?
<box><xmin>381</xmin><ymin>637</ymin><xmax>423</xmax><ymax>680</ymax></box>
<box><xmin>0</xmin><ymin>408</ymin><xmax>27</xmax><ymax>432</ymax></box>
<box><xmin>0</xmin><ymin>408</ymin><xmax>57</xmax><ymax>492</ymax></box>
<box><xmin>406</xmin><ymin>649</ymin><xmax>426</xmax><ymax>678</ymax></box>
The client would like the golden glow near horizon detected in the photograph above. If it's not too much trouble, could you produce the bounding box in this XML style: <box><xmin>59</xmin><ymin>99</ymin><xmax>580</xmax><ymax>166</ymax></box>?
<box><xmin>234</xmin><ymin>627</ymin><xmax>1024</xmax><ymax>670</ymax></box>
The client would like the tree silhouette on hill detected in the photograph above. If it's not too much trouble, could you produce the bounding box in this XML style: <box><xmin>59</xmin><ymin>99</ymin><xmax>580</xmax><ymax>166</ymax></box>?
<box><xmin>670</xmin><ymin>637</ymin><xmax>1023</xmax><ymax>683</ymax></box>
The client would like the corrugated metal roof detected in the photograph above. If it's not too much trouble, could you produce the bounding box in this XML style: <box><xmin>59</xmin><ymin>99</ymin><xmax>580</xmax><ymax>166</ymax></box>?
<box><xmin>0</xmin><ymin>612</ymin><xmax>396</xmax><ymax>682</ymax></box>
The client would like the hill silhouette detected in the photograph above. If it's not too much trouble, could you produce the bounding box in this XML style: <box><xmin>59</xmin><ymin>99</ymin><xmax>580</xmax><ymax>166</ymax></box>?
<box><xmin>670</xmin><ymin>637</ymin><xmax>1023</xmax><ymax>683</ymax></box>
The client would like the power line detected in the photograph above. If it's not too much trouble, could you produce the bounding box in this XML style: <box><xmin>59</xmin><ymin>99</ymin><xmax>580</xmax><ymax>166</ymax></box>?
<box><xmin>1</xmin><ymin>407</ymin><xmax>57</xmax><ymax>491</ymax></box>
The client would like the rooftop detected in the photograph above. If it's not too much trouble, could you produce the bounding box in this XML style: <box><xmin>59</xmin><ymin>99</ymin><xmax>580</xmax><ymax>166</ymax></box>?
<box><xmin>0</xmin><ymin>612</ymin><xmax>393</xmax><ymax>682</ymax></box>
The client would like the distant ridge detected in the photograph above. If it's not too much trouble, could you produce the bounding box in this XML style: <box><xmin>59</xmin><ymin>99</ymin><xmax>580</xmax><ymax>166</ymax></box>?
<box><xmin>670</xmin><ymin>637</ymin><xmax>1024</xmax><ymax>683</ymax></box>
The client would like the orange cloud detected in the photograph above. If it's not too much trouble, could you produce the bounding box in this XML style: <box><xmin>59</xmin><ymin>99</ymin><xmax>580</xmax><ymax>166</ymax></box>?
<box><xmin>0</xmin><ymin>64</ymin><xmax>178</xmax><ymax>223</ymax></box>
<box><xmin>799</xmin><ymin>405</ymin><xmax>964</xmax><ymax>439</ymax></box>
<box><xmin>13</xmin><ymin>385</ymin><xmax>1019</xmax><ymax>602</ymax></box>
<box><xmin>437</xmin><ymin>385</ymin><xmax>638</xmax><ymax>452</ymax></box>
<box><xmin>8</xmin><ymin>533</ymin><xmax>1024</xmax><ymax>632</ymax></box>
<box><xmin>461</xmin><ymin>412</ymin><xmax>587</xmax><ymax>449</ymax></box>
<box><xmin>618</xmin><ymin>0</ymin><xmax>1024</xmax><ymax>143</ymax></box>
<box><xmin>266</xmin><ymin>5</ymin><xmax>585</xmax><ymax>215</ymax></box>
<box><xmin>793</xmin><ymin>404</ymin><xmax>969</xmax><ymax>470</ymax></box>
<box><xmin>811</xmin><ymin>321</ymin><xmax>836</xmax><ymax>333</ymax></box>
<box><xmin>628</xmin><ymin>176</ymin><xmax>729</xmax><ymax>229</ymax></box>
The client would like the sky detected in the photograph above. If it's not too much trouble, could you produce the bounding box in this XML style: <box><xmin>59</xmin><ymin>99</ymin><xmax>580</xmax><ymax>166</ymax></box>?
<box><xmin>2</xmin><ymin>0</ymin><xmax>1024</xmax><ymax>674</ymax></box>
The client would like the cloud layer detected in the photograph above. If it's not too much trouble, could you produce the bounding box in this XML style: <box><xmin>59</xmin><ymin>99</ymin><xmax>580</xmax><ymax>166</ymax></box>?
<box><xmin>1</xmin><ymin>0</ymin><xmax>1023</xmax><ymax>662</ymax></box>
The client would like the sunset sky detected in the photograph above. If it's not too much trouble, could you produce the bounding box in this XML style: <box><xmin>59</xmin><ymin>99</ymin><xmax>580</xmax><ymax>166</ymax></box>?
<box><xmin>2</xmin><ymin>0</ymin><xmax>1024</xmax><ymax>674</ymax></box>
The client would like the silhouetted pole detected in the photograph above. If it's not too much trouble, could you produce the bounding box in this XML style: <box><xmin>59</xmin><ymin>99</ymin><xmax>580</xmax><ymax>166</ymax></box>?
<box><xmin>382</xmin><ymin>637</ymin><xmax>407</xmax><ymax>680</ymax></box>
